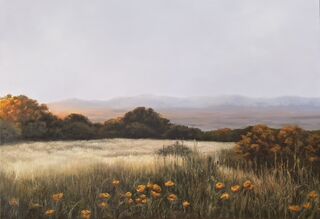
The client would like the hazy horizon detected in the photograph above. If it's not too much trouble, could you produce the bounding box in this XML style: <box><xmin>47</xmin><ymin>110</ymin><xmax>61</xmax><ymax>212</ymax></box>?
<box><xmin>1</xmin><ymin>0</ymin><xmax>319</xmax><ymax>102</ymax></box>
<box><xmin>47</xmin><ymin>94</ymin><xmax>320</xmax><ymax>103</ymax></box>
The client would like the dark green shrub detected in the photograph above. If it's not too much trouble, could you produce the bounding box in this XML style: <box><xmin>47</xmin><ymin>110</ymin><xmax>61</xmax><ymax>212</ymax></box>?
<box><xmin>157</xmin><ymin>141</ymin><xmax>193</xmax><ymax>157</ymax></box>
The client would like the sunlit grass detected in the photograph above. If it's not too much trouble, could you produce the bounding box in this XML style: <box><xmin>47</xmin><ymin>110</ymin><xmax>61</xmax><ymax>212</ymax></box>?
<box><xmin>0</xmin><ymin>139</ymin><xmax>319</xmax><ymax>218</ymax></box>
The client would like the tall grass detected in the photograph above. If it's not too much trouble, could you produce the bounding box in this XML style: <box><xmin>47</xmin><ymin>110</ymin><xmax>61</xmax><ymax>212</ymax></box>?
<box><xmin>0</xmin><ymin>148</ymin><xmax>319</xmax><ymax>219</ymax></box>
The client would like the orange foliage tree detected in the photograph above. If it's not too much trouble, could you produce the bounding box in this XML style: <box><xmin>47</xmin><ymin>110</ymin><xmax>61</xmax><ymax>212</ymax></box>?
<box><xmin>0</xmin><ymin>95</ymin><xmax>57</xmax><ymax>139</ymax></box>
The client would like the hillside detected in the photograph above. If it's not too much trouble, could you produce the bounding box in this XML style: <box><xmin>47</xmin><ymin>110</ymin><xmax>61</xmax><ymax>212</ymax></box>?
<box><xmin>48</xmin><ymin>95</ymin><xmax>320</xmax><ymax>130</ymax></box>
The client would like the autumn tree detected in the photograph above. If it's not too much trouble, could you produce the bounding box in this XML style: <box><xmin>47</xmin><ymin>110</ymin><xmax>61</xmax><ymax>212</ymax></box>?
<box><xmin>0</xmin><ymin>95</ymin><xmax>57</xmax><ymax>139</ymax></box>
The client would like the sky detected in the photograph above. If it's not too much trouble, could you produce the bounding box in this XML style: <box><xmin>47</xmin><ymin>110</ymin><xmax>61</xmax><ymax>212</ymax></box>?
<box><xmin>0</xmin><ymin>0</ymin><xmax>319</xmax><ymax>102</ymax></box>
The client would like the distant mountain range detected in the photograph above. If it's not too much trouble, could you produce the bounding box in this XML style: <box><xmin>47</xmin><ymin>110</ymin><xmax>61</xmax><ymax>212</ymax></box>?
<box><xmin>48</xmin><ymin>95</ymin><xmax>320</xmax><ymax>130</ymax></box>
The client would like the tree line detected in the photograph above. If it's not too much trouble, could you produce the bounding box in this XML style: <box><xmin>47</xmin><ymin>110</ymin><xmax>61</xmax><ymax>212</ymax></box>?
<box><xmin>1</xmin><ymin>95</ymin><xmax>318</xmax><ymax>146</ymax></box>
<box><xmin>0</xmin><ymin>95</ymin><xmax>253</xmax><ymax>144</ymax></box>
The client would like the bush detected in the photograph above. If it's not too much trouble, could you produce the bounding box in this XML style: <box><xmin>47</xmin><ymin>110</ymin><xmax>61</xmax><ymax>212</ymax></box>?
<box><xmin>157</xmin><ymin>141</ymin><xmax>193</xmax><ymax>157</ymax></box>
<box><xmin>235</xmin><ymin>124</ymin><xmax>320</xmax><ymax>171</ymax></box>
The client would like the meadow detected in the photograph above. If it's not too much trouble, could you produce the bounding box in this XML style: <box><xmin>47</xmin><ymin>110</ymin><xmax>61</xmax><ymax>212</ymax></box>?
<box><xmin>0</xmin><ymin>139</ymin><xmax>319</xmax><ymax>219</ymax></box>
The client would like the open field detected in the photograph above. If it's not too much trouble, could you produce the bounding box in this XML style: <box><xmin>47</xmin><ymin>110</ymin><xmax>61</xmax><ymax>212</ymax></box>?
<box><xmin>0</xmin><ymin>139</ymin><xmax>319</xmax><ymax>219</ymax></box>
<box><xmin>0</xmin><ymin>139</ymin><xmax>234</xmax><ymax>178</ymax></box>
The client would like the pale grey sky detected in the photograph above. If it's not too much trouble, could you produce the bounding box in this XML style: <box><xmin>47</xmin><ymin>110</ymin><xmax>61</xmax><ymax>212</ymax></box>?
<box><xmin>0</xmin><ymin>0</ymin><xmax>319</xmax><ymax>102</ymax></box>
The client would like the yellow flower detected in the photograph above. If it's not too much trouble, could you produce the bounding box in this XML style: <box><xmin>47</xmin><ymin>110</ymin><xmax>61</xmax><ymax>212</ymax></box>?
<box><xmin>124</xmin><ymin>192</ymin><xmax>132</xmax><ymax>198</ymax></box>
<box><xmin>98</xmin><ymin>193</ymin><xmax>111</xmax><ymax>199</ymax></box>
<box><xmin>98</xmin><ymin>202</ymin><xmax>108</xmax><ymax>208</ymax></box>
<box><xmin>167</xmin><ymin>194</ymin><xmax>177</xmax><ymax>202</ymax></box>
<box><xmin>215</xmin><ymin>182</ymin><xmax>225</xmax><ymax>191</ymax></box>
<box><xmin>112</xmin><ymin>180</ymin><xmax>120</xmax><ymax>187</ymax></box>
<box><xmin>231</xmin><ymin>185</ymin><xmax>241</xmax><ymax>193</ymax></box>
<box><xmin>220</xmin><ymin>193</ymin><xmax>230</xmax><ymax>201</ymax></box>
<box><xmin>136</xmin><ymin>185</ymin><xmax>146</xmax><ymax>193</ymax></box>
<box><xmin>151</xmin><ymin>191</ymin><xmax>161</xmax><ymax>199</ymax></box>
<box><xmin>45</xmin><ymin>209</ymin><xmax>55</xmax><ymax>217</ymax></box>
<box><xmin>52</xmin><ymin>193</ymin><xmax>64</xmax><ymax>203</ymax></box>
<box><xmin>303</xmin><ymin>202</ymin><xmax>312</xmax><ymax>210</ymax></box>
<box><xmin>81</xmin><ymin>210</ymin><xmax>91</xmax><ymax>219</ymax></box>
<box><xmin>9</xmin><ymin>198</ymin><xmax>19</xmax><ymax>207</ymax></box>
<box><xmin>152</xmin><ymin>184</ymin><xmax>162</xmax><ymax>193</ymax></box>
<box><xmin>147</xmin><ymin>182</ymin><xmax>154</xmax><ymax>190</ymax></box>
<box><xmin>164</xmin><ymin>180</ymin><xmax>175</xmax><ymax>187</ymax></box>
<box><xmin>308</xmin><ymin>191</ymin><xmax>318</xmax><ymax>201</ymax></box>
<box><xmin>183</xmin><ymin>201</ymin><xmax>191</xmax><ymax>209</ymax></box>
<box><xmin>140</xmin><ymin>194</ymin><xmax>147</xmax><ymax>199</ymax></box>
<box><xmin>288</xmin><ymin>205</ymin><xmax>302</xmax><ymax>213</ymax></box>
<box><xmin>141</xmin><ymin>198</ymin><xmax>148</xmax><ymax>204</ymax></box>
<box><xmin>243</xmin><ymin>180</ymin><xmax>254</xmax><ymax>190</ymax></box>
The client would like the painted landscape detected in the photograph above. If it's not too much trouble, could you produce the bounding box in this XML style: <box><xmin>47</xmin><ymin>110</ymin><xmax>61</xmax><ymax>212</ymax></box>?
<box><xmin>1</xmin><ymin>0</ymin><xmax>319</xmax><ymax>218</ymax></box>
<box><xmin>0</xmin><ymin>95</ymin><xmax>319</xmax><ymax>219</ymax></box>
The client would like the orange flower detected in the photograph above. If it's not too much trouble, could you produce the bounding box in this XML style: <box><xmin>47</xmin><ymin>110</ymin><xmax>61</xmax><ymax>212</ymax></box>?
<box><xmin>98</xmin><ymin>193</ymin><xmax>111</xmax><ymax>199</ymax></box>
<box><xmin>288</xmin><ymin>205</ymin><xmax>302</xmax><ymax>213</ymax></box>
<box><xmin>112</xmin><ymin>180</ymin><xmax>120</xmax><ymax>187</ymax></box>
<box><xmin>167</xmin><ymin>194</ymin><xmax>177</xmax><ymax>202</ymax></box>
<box><xmin>98</xmin><ymin>202</ymin><xmax>108</xmax><ymax>208</ymax></box>
<box><xmin>45</xmin><ymin>209</ymin><xmax>55</xmax><ymax>217</ymax></box>
<box><xmin>215</xmin><ymin>182</ymin><xmax>225</xmax><ymax>191</ymax></box>
<box><xmin>81</xmin><ymin>210</ymin><xmax>91</xmax><ymax>219</ymax></box>
<box><xmin>140</xmin><ymin>194</ymin><xmax>147</xmax><ymax>199</ymax></box>
<box><xmin>152</xmin><ymin>184</ymin><xmax>162</xmax><ymax>193</ymax></box>
<box><xmin>141</xmin><ymin>198</ymin><xmax>148</xmax><ymax>204</ymax></box>
<box><xmin>243</xmin><ymin>180</ymin><xmax>254</xmax><ymax>190</ymax></box>
<box><xmin>151</xmin><ymin>191</ymin><xmax>161</xmax><ymax>199</ymax></box>
<box><xmin>308</xmin><ymin>191</ymin><xmax>318</xmax><ymax>201</ymax></box>
<box><xmin>220</xmin><ymin>193</ymin><xmax>230</xmax><ymax>201</ymax></box>
<box><xmin>9</xmin><ymin>198</ymin><xmax>19</xmax><ymax>207</ymax></box>
<box><xmin>147</xmin><ymin>182</ymin><xmax>154</xmax><ymax>190</ymax></box>
<box><xmin>164</xmin><ymin>180</ymin><xmax>175</xmax><ymax>187</ymax></box>
<box><xmin>136</xmin><ymin>185</ymin><xmax>146</xmax><ymax>193</ymax></box>
<box><xmin>124</xmin><ymin>192</ymin><xmax>132</xmax><ymax>198</ymax></box>
<box><xmin>303</xmin><ymin>202</ymin><xmax>312</xmax><ymax>210</ymax></box>
<box><xmin>183</xmin><ymin>201</ymin><xmax>191</xmax><ymax>209</ymax></box>
<box><xmin>231</xmin><ymin>185</ymin><xmax>241</xmax><ymax>193</ymax></box>
<box><xmin>52</xmin><ymin>193</ymin><xmax>64</xmax><ymax>203</ymax></box>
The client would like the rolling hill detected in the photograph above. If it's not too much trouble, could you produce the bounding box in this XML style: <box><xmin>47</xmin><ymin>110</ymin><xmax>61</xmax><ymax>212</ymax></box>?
<box><xmin>48</xmin><ymin>95</ymin><xmax>320</xmax><ymax>130</ymax></box>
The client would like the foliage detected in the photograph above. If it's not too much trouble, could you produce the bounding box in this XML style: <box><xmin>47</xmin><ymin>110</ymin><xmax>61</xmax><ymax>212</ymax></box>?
<box><xmin>0</xmin><ymin>95</ymin><xmax>54</xmax><ymax>139</ymax></box>
<box><xmin>3</xmin><ymin>94</ymin><xmax>317</xmax><ymax>144</ymax></box>
<box><xmin>123</xmin><ymin>107</ymin><xmax>170</xmax><ymax>134</ymax></box>
<box><xmin>0</xmin><ymin>119</ymin><xmax>20</xmax><ymax>144</ymax></box>
<box><xmin>157</xmin><ymin>141</ymin><xmax>193</xmax><ymax>157</ymax></box>
<box><xmin>203</xmin><ymin>127</ymin><xmax>252</xmax><ymax>142</ymax></box>
<box><xmin>236</xmin><ymin>124</ymin><xmax>320</xmax><ymax>171</ymax></box>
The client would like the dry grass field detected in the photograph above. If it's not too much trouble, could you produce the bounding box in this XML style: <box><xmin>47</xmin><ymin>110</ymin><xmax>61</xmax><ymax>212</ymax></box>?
<box><xmin>0</xmin><ymin>139</ymin><xmax>319</xmax><ymax>219</ymax></box>
<box><xmin>0</xmin><ymin>139</ymin><xmax>233</xmax><ymax>178</ymax></box>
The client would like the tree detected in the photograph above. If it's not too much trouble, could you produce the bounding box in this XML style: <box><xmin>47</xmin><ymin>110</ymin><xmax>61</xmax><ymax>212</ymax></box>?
<box><xmin>61</xmin><ymin>114</ymin><xmax>95</xmax><ymax>140</ymax></box>
<box><xmin>99</xmin><ymin>118</ymin><xmax>125</xmax><ymax>138</ymax></box>
<box><xmin>0</xmin><ymin>95</ymin><xmax>56</xmax><ymax>139</ymax></box>
<box><xmin>0</xmin><ymin>119</ymin><xmax>20</xmax><ymax>144</ymax></box>
<box><xmin>123</xmin><ymin>107</ymin><xmax>170</xmax><ymax>134</ymax></box>
<box><xmin>163</xmin><ymin>125</ymin><xmax>202</xmax><ymax>140</ymax></box>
